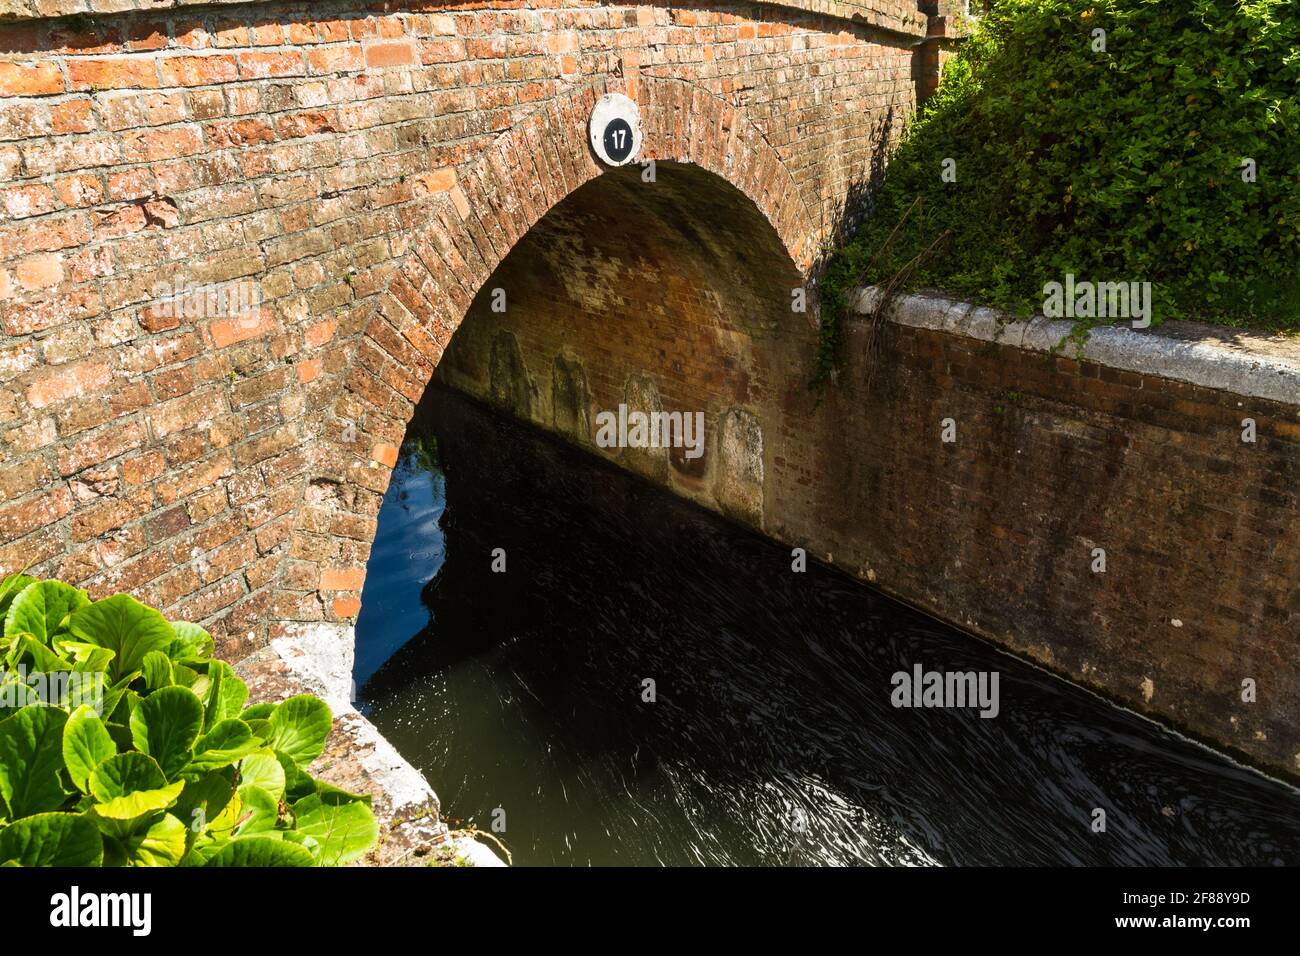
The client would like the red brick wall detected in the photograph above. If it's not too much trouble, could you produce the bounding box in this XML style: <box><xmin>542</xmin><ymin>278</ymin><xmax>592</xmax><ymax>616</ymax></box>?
<box><xmin>0</xmin><ymin>1</ymin><xmax>925</xmax><ymax>659</ymax></box>
<box><xmin>795</xmin><ymin>319</ymin><xmax>1300</xmax><ymax>779</ymax></box>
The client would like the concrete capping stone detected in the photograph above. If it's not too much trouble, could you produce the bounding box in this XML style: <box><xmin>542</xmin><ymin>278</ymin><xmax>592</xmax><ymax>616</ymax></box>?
<box><xmin>854</xmin><ymin>287</ymin><xmax>1300</xmax><ymax>409</ymax></box>
<box><xmin>241</xmin><ymin>622</ymin><xmax>507</xmax><ymax>867</ymax></box>
<box><xmin>269</xmin><ymin>621</ymin><xmax>356</xmax><ymax>715</ymax></box>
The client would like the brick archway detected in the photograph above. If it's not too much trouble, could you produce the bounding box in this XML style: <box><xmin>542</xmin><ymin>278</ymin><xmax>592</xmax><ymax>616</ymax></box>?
<box><xmin>283</xmin><ymin>75</ymin><xmax>817</xmax><ymax>627</ymax></box>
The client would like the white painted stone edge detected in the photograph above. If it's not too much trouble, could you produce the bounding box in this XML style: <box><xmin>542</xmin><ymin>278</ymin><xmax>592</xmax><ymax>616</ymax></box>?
<box><xmin>268</xmin><ymin>622</ymin><xmax>506</xmax><ymax>867</ymax></box>
<box><xmin>852</xmin><ymin>287</ymin><xmax>1300</xmax><ymax>409</ymax></box>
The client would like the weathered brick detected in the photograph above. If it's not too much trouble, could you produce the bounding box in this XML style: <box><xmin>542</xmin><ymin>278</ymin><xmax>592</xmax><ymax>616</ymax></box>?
<box><xmin>172</xmin><ymin>573</ymin><xmax>244</xmax><ymax>622</ymax></box>
<box><xmin>26</xmin><ymin>361</ymin><xmax>112</xmax><ymax>409</ymax></box>
<box><xmin>0</xmin><ymin>457</ymin><xmax>51</xmax><ymax>503</ymax></box>
<box><xmin>319</xmin><ymin>565</ymin><xmax>365</xmax><ymax>590</ymax></box>
<box><xmin>0</xmin><ymin>61</ymin><xmax>63</xmax><ymax>96</ymax></box>
<box><xmin>154</xmin><ymin>452</ymin><xmax>232</xmax><ymax>505</ymax></box>
<box><xmin>1</xmin><ymin>183</ymin><xmax>57</xmax><ymax>220</ymax></box>
<box><xmin>149</xmin><ymin>387</ymin><xmax>222</xmax><ymax>438</ymax></box>
<box><xmin>121</xmin><ymin>449</ymin><xmax>166</xmax><ymax>485</ymax></box>
<box><xmin>67</xmin><ymin>58</ymin><xmax>160</xmax><ymax>91</ymax></box>
<box><xmin>0</xmin><ymin>486</ymin><xmax>72</xmax><ymax>539</ymax></box>
<box><xmin>69</xmin><ymin>486</ymin><xmax>152</xmax><ymax>541</ymax></box>
<box><xmin>364</xmin><ymin>41</ymin><xmax>416</xmax><ymax>68</ymax></box>
<box><xmin>209</xmin><ymin>311</ymin><xmax>276</xmax><ymax>349</ymax></box>
<box><xmin>158</xmin><ymin>54</ymin><xmax>239</xmax><ymax>87</ymax></box>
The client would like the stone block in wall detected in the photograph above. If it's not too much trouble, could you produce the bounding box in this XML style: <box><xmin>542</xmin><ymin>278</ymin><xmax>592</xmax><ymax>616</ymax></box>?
<box><xmin>551</xmin><ymin>352</ymin><xmax>591</xmax><ymax>446</ymax></box>
<box><xmin>487</xmin><ymin>330</ymin><xmax>534</xmax><ymax>421</ymax></box>
<box><xmin>619</xmin><ymin>373</ymin><xmax>669</xmax><ymax>483</ymax></box>
<box><xmin>715</xmin><ymin>407</ymin><xmax>764</xmax><ymax>528</ymax></box>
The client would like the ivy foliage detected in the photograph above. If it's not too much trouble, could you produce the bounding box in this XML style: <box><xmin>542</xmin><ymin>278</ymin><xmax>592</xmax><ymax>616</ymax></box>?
<box><xmin>817</xmin><ymin>0</ymin><xmax>1300</xmax><ymax>381</ymax></box>
<box><xmin>0</xmin><ymin>575</ymin><xmax>377</xmax><ymax>867</ymax></box>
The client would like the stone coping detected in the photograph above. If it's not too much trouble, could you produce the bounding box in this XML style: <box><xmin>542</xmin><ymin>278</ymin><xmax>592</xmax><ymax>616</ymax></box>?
<box><xmin>235</xmin><ymin>622</ymin><xmax>506</xmax><ymax>867</ymax></box>
<box><xmin>0</xmin><ymin>0</ymin><xmax>929</xmax><ymax>38</ymax></box>
<box><xmin>854</xmin><ymin>287</ymin><xmax>1300</xmax><ymax>409</ymax></box>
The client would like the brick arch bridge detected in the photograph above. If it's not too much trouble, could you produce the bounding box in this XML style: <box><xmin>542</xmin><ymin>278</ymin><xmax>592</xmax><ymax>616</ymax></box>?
<box><xmin>0</xmin><ymin>0</ymin><xmax>957</xmax><ymax>659</ymax></box>
<box><xmin>306</xmin><ymin>78</ymin><xmax>819</xmax><ymax>630</ymax></box>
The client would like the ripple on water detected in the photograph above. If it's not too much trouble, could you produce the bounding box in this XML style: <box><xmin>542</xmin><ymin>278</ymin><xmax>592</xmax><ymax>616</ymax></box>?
<box><xmin>355</xmin><ymin>386</ymin><xmax>1300</xmax><ymax>867</ymax></box>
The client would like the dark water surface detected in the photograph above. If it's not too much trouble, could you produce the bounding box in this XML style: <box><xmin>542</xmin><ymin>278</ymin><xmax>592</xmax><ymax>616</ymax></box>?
<box><xmin>355</xmin><ymin>386</ymin><xmax>1300</xmax><ymax>867</ymax></box>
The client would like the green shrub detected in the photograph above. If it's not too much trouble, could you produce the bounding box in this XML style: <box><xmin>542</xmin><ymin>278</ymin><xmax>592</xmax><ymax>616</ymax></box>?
<box><xmin>818</xmin><ymin>0</ymin><xmax>1300</xmax><ymax>380</ymax></box>
<box><xmin>0</xmin><ymin>574</ymin><xmax>377</xmax><ymax>867</ymax></box>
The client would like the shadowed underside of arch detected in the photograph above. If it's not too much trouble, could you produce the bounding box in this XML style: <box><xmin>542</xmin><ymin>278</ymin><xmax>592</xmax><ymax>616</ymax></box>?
<box><xmin>438</xmin><ymin>159</ymin><xmax>806</xmax><ymax>515</ymax></box>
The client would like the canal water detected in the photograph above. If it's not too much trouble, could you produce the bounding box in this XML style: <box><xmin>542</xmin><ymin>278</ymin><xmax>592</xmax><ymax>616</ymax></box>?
<box><xmin>355</xmin><ymin>385</ymin><xmax>1300</xmax><ymax>867</ymax></box>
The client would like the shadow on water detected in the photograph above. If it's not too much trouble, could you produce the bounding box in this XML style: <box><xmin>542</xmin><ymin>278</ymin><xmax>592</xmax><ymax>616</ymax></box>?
<box><xmin>355</xmin><ymin>385</ymin><xmax>1300</xmax><ymax>867</ymax></box>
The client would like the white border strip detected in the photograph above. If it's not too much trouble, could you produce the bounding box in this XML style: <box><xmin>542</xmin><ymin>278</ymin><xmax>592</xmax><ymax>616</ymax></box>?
<box><xmin>852</xmin><ymin>287</ymin><xmax>1300</xmax><ymax>408</ymax></box>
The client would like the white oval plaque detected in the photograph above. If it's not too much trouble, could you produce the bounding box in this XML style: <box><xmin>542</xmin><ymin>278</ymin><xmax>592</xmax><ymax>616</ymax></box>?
<box><xmin>589</xmin><ymin>93</ymin><xmax>643</xmax><ymax>167</ymax></box>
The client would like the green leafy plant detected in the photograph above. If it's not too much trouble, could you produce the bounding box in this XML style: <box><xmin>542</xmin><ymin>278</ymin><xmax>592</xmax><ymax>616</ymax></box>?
<box><xmin>818</xmin><ymin>0</ymin><xmax>1300</xmax><ymax>382</ymax></box>
<box><xmin>0</xmin><ymin>575</ymin><xmax>377</xmax><ymax>867</ymax></box>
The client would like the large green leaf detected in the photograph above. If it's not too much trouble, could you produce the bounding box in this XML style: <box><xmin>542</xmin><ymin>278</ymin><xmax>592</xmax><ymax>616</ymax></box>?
<box><xmin>313</xmin><ymin>779</ymin><xmax>370</xmax><ymax>806</ymax></box>
<box><xmin>0</xmin><ymin>705</ymin><xmax>69</xmax><ymax>818</ymax></box>
<box><xmin>173</xmin><ymin>772</ymin><xmax>235</xmax><ymax>838</ymax></box>
<box><xmin>103</xmin><ymin>679</ymin><xmax>139</xmax><ymax>727</ymax></box>
<box><xmin>62</xmin><ymin>705</ymin><xmax>117</xmax><ymax>794</ymax></box>
<box><xmin>277</xmin><ymin>750</ymin><xmax>318</xmax><ymax>803</ymax></box>
<box><xmin>141</xmin><ymin>651</ymin><xmax>173</xmax><ymax>691</ymax></box>
<box><xmin>0</xmin><ymin>812</ymin><xmax>102</xmax><ymax>866</ymax></box>
<box><xmin>88</xmin><ymin>753</ymin><xmax>184</xmax><ymax>820</ymax></box>
<box><xmin>266</xmin><ymin>695</ymin><xmax>332</xmax><ymax>766</ymax></box>
<box><xmin>129</xmin><ymin>686</ymin><xmax>203</xmax><ymax>781</ymax></box>
<box><xmin>167</xmin><ymin>622</ymin><xmax>214</xmax><ymax>663</ymax></box>
<box><xmin>62</xmin><ymin>641</ymin><xmax>115</xmax><ymax>674</ymax></box>
<box><xmin>62</xmin><ymin>668</ymin><xmax>107</xmax><ymax>714</ymax></box>
<box><xmin>237</xmin><ymin>752</ymin><xmax>285</xmax><ymax>800</ymax></box>
<box><xmin>121</xmin><ymin>812</ymin><xmax>187</xmax><ymax>867</ymax></box>
<box><xmin>234</xmin><ymin>784</ymin><xmax>280</xmax><ymax>835</ymax></box>
<box><xmin>9</xmin><ymin>632</ymin><xmax>72</xmax><ymax>674</ymax></box>
<box><xmin>69</xmin><ymin>595</ymin><xmax>175</xmax><ymax>683</ymax></box>
<box><xmin>197</xmin><ymin>661</ymin><xmax>248</xmax><ymax>733</ymax></box>
<box><xmin>0</xmin><ymin>671</ymin><xmax>41</xmax><ymax>719</ymax></box>
<box><xmin>193</xmin><ymin>785</ymin><xmax>244</xmax><ymax>846</ymax></box>
<box><xmin>187</xmin><ymin>719</ymin><xmax>261</xmax><ymax>773</ymax></box>
<box><xmin>0</xmin><ymin>575</ymin><xmax>37</xmax><ymax>632</ymax></box>
<box><xmin>4</xmin><ymin>581</ymin><xmax>89</xmax><ymax>645</ymax></box>
<box><xmin>240</xmin><ymin>703</ymin><xmax>276</xmax><ymax>721</ymax></box>
<box><xmin>292</xmin><ymin>794</ymin><xmax>378</xmax><ymax>866</ymax></box>
<box><xmin>204</xmin><ymin>837</ymin><xmax>314</xmax><ymax>867</ymax></box>
<box><xmin>102</xmin><ymin>729</ymin><xmax>132</xmax><ymax>769</ymax></box>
